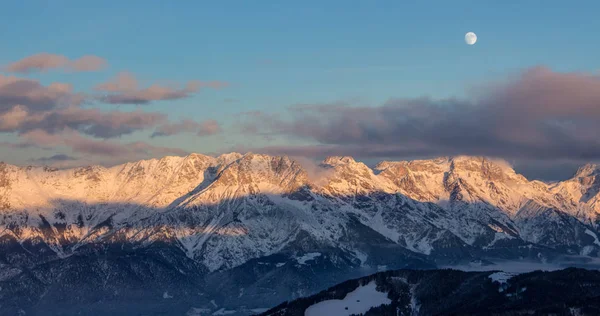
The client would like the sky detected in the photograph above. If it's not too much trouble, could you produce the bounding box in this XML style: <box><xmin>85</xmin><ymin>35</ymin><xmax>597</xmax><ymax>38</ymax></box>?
<box><xmin>1</xmin><ymin>0</ymin><xmax>600</xmax><ymax>180</ymax></box>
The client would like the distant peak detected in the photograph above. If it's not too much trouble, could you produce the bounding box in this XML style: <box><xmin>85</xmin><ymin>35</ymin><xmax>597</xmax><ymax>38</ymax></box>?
<box><xmin>323</xmin><ymin>156</ymin><xmax>356</xmax><ymax>165</ymax></box>
<box><xmin>574</xmin><ymin>164</ymin><xmax>600</xmax><ymax>178</ymax></box>
<box><xmin>216</xmin><ymin>152</ymin><xmax>243</xmax><ymax>163</ymax></box>
<box><xmin>450</xmin><ymin>156</ymin><xmax>487</xmax><ymax>163</ymax></box>
<box><xmin>450</xmin><ymin>156</ymin><xmax>513</xmax><ymax>169</ymax></box>
<box><xmin>374</xmin><ymin>160</ymin><xmax>397</xmax><ymax>170</ymax></box>
<box><xmin>185</xmin><ymin>153</ymin><xmax>211</xmax><ymax>160</ymax></box>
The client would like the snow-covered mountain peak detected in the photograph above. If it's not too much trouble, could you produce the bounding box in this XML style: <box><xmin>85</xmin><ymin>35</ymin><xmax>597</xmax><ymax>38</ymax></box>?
<box><xmin>550</xmin><ymin>163</ymin><xmax>600</xmax><ymax>217</ymax></box>
<box><xmin>574</xmin><ymin>163</ymin><xmax>600</xmax><ymax>178</ymax></box>
<box><xmin>184</xmin><ymin>152</ymin><xmax>309</xmax><ymax>200</ymax></box>
<box><xmin>448</xmin><ymin>156</ymin><xmax>519</xmax><ymax>180</ymax></box>
<box><xmin>216</xmin><ymin>152</ymin><xmax>244</xmax><ymax>165</ymax></box>
<box><xmin>318</xmin><ymin>155</ymin><xmax>397</xmax><ymax>196</ymax></box>
<box><xmin>185</xmin><ymin>152</ymin><xmax>213</xmax><ymax>161</ymax></box>
<box><xmin>323</xmin><ymin>156</ymin><xmax>357</xmax><ymax>165</ymax></box>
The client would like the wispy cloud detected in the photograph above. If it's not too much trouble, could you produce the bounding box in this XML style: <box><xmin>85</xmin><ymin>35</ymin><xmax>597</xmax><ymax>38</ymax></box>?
<box><xmin>4</xmin><ymin>53</ymin><xmax>107</xmax><ymax>73</ymax></box>
<box><xmin>151</xmin><ymin>119</ymin><xmax>221</xmax><ymax>138</ymax></box>
<box><xmin>95</xmin><ymin>72</ymin><xmax>228</xmax><ymax>105</ymax></box>
<box><xmin>20</xmin><ymin>128</ymin><xmax>188</xmax><ymax>158</ymax></box>
<box><xmin>0</xmin><ymin>104</ymin><xmax>168</xmax><ymax>138</ymax></box>
<box><xmin>30</xmin><ymin>154</ymin><xmax>78</xmax><ymax>163</ymax></box>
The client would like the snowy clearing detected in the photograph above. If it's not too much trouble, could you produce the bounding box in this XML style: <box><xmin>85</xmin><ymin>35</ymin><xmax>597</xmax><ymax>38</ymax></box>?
<box><xmin>488</xmin><ymin>272</ymin><xmax>514</xmax><ymax>285</ymax></box>
<box><xmin>304</xmin><ymin>281</ymin><xmax>391</xmax><ymax>316</ymax></box>
<box><xmin>212</xmin><ymin>308</ymin><xmax>236</xmax><ymax>315</ymax></box>
<box><xmin>296</xmin><ymin>252</ymin><xmax>321</xmax><ymax>265</ymax></box>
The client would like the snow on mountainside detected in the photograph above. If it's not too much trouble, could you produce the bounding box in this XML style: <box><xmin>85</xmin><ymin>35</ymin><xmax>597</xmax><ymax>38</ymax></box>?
<box><xmin>375</xmin><ymin>156</ymin><xmax>600</xmax><ymax>251</ymax></box>
<box><xmin>1</xmin><ymin>153</ymin><xmax>600</xmax><ymax>314</ymax></box>
<box><xmin>0</xmin><ymin>153</ymin><xmax>599</xmax><ymax>270</ymax></box>
<box><xmin>551</xmin><ymin>164</ymin><xmax>600</xmax><ymax>220</ymax></box>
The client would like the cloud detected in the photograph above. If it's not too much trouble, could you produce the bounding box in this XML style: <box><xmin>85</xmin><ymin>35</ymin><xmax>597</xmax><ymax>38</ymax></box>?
<box><xmin>20</xmin><ymin>129</ymin><xmax>189</xmax><ymax>158</ymax></box>
<box><xmin>0</xmin><ymin>141</ymin><xmax>39</xmax><ymax>149</ymax></box>
<box><xmin>151</xmin><ymin>119</ymin><xmax>221</xmax><ymax>137</ymax></box>
<box><xmin>68</xmin><ymin>55</ymin><xmax>107</xmax><ymax>72</ymax></box>
<box><xmin>1</xmin><ymin>105</ymin><xmax>168</xmax><ymax>138</ymax></box>
<box><xmin>0</xmin><ymin>75</ymin><xmax>219</xmax><ymax>139</ymax></box>
<box><xmin>31</xmin><ymin>107</ymin><xmax>166</xmax><ymax>138</ymax></box>
<box><xmin>31</xmin><ymin>154</ymin><xmax>78</xmax><ymax>163</ymax></box>
<box><xmin>95</xmin><ymin>72</ymin><xmax>228</xmax><ymax>105</ymax></box>
<box><xmin>0</xmin><ymin>74</ymin><xmax>181</xmax><ymax>139</ymax></box>
<box><xmin>290</xmin><ymin>155</ymin><xmax>335</xmax><ymax>186</ymax></box>
<box><xmin>0</xmin><ymin>75</ymin><xmax>80</xmax><ymax>113</ymax></box>
<box><xmin>240</xmin><ymin>66</ymin><xmax>600</xmax><ymax>163</ymax></box>
<box><xmin>1</xmin><ymin>55</ymin><xmax>223</xmax><ymax>167</ymax></box>
<box><xmin>4</xmin><ymin>53</ymin><xmax>107</xmax><ymax>73</ymax></box>
<box><xmin>95</xmin><ymin>72</ymin><xmax>138</xmax><ymax>92</ymax></box>
<box><xmin>0</xmin><ymin>105</ymin><xmax>29</xmax><ymax>131</ymax></box>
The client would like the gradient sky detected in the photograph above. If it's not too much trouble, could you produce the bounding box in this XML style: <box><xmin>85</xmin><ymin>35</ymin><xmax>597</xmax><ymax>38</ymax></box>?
<box><xmin>1</xmin><ymin>1</ymin><xmax>599</xmax><ymax>180</ymax></box>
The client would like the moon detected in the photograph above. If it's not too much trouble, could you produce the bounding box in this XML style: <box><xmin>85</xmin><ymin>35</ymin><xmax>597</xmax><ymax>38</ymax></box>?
<box><xmin>465</xmin><ymin>32</ymin><xmax>477</xmax><ymax>45</ymax></box>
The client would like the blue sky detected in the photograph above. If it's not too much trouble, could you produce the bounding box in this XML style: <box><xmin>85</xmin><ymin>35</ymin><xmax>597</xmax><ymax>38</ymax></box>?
<box><xmin>1</xmin><ymin>1</ymin><xmax>599</xmax><ymax>179</ymax></box>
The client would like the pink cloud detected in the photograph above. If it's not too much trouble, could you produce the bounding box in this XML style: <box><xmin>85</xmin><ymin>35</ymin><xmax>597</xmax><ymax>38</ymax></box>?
<box><xmin>0</xmin><ymin>104</ymin><xmax>168</xmax><ymax>138</ymax></box>
<box><xmin>95</xmin><ymin>72</ymin><xmax>139</xmax><ymax>92</ymax></box>
<box><xmin>0</xmin><ymin>105</ymin><xmax>29</xmax><ymax>131</ymax></box>
<box><xmin>0</xmin><ymin>74</ymin><xmax>80</xmax><ymax>112</ymax></box>
<box><xmin>95</xmin><ymin>72</ymin><xmax>227</xmax><ymax>105</ymax></box>
<box><xmin>21</xmin><ymin>128</ymin><xmax>188</xmax><ymax>158</ymax></box>
<box><xmin>68</xmin><ymin>55</ymin><xmax>108</xmax><ymax>72</ymax></box>
<box><xmin>0</xmin><ymin>74</ymin><xmax>218</xmax><ymax>139</ymax></box>
<box><xmin>4</xmin><ymin>53</ymin><xmax>107</xmax><ymax>73</ymax></box>
<box><xmin>239</xmin><ymin>66</ymin><xmax>600</xmax><ymax>162</ymax></box>
<box><xmin>151</xmin><ymin>119</ymin><xmax>221</xmax><ymax>137</ymax></box>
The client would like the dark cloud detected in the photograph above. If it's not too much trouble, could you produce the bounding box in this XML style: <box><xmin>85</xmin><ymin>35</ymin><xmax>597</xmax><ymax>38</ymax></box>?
<box><xmin>511</xmin><ymin>160</ymin><xmax>586</xmax><ymax>182</ymax></box>
<box><xmin>0</xmin><ymin>75</ymin><xmax>80</xmax><ymax>113</ymax></box>
<box><xmin>241</xmin><ymin>67</ymin><xmax>600</xmax><ymax>164</ymax></box>
<box><xmin>20</xmin><ymin>129</ymin><xmax>189</xmax><ymax>158</ymax></box>
<box><xmin>0</xmin><ymin>141</ymin><xmax>40</xmax><ymax>149</ymax></box>
<box><xmin>31</xmin><ymin>154</ymin><xmax>78</xmax><ymax>163</ymax></box>
<box><xmin>95</xmin><ymin>72</ymin><xmax>228</xmax><ymax>105</ymax></box>
<box><xmin>4</xmin><ymin>53</ymin><xmax>107</xmax><ymax>73</ymax></box>
<box><xmin>1</xmin><ymin>105</ymin><xmax>168</xmax><ymax>138</ymax></box>
<box><xmin>0</xmin><ymin>75</ymin><xmax>218</xmax><ymax>140</ymax></box>
<box><xmin>151</xmin><ymin>119</ymin><xmax>221</xmax><ymax>138</ymax></box>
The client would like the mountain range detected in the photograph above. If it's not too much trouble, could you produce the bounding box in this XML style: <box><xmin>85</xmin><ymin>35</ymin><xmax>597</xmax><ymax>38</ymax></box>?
<box><xmin>0</xmin><ymin>153</ymin><xmax>599</xmax><ymax>315</ymax></box>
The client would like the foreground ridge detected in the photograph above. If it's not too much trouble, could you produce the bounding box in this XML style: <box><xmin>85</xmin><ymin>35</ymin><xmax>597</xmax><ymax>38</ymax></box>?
<box><xmin>260</xmin><ymin>267</ymin><xmax>600</xmax><ymax>316</ymax></box>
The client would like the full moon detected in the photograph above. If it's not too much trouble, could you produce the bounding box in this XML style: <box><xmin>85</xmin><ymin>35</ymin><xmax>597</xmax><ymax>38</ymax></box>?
<box><xmin>465</xmin><ymin>32</ymin><xmax>477</xmax><ymax>45</ymax></box>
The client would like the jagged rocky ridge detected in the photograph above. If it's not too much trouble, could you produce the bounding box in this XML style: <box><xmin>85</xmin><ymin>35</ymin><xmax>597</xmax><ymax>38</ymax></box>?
<box><xmin>0</xmin><ymin>153</ymin><xmax>599</xmax><ymax>314</ymax></box>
